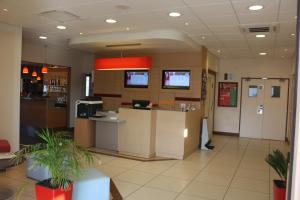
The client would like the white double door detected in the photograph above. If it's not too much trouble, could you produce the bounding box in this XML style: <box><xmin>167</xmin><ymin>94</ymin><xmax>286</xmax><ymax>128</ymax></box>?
<box><xmin>240</xmin><ymin>78</ymin><xmax>288</xmax><ymax>140</ymax></box>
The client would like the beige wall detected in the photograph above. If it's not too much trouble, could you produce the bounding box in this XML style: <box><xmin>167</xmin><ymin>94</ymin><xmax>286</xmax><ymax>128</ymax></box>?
<box><xmin>214</xmin><ymin>58</ymin><xmax>294</xmax><ymax>135</ymax></box>
<box><xmin>0</xmin><ymin>23</ymin><xmax>22</xmax><ymax>151</ymax></box>
<box><xmin>22</xmin><ymin>40</ymin><xmax>95</xmax><ymax>127</ymax></box>
<box><xmin>207</xmin><ymin>51</ymin><xmax>219</xmax><ymax>72</ymax></box>
<box><xmin>94</xmin><ymin>52</ymin><xmax>203</xmax><ymax>111</ymax></box>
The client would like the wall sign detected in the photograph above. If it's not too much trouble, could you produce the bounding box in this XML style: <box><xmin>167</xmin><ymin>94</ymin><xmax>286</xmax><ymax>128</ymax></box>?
<box><xmin>218</xmin><ymin>82</ymin><xmax>238</xmax><ymax>107</ymax></box>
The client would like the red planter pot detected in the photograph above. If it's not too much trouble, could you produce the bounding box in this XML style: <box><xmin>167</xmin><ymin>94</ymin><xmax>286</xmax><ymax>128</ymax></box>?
<box><xmin>35</xmin><ymin>181</ymin><xmax>73</xmax><ymax>200</ymax></box>
<box><xmin>273</xmin><ymin>180</ymin><xmax>286</xmax><ymax>200</ymax></box>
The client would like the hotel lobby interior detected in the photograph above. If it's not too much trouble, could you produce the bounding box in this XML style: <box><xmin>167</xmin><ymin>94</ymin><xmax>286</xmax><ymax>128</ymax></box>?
<box><xmin>0</xmin><ymin>0</ymin><xmax>299</xmax><ymax>199</ymax></box>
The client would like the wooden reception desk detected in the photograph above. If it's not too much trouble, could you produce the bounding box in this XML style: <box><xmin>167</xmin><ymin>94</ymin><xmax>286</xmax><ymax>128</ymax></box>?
<box><xmin>118</xmin><ymin>108</ymin><xmax>201</xmax><ymax>159</ymax></box>
<box><xmin>74</xmin><ymin>108</ymin><xmax>201</xmax><ymax>160</ymax></box>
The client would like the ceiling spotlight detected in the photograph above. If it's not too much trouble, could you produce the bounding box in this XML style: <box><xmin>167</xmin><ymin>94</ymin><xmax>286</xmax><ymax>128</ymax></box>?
<box><xmin>291</xmin><ymin>33</ymin><xmax>296</xmax><ymax>36</ymax></box>
<box><xmin>2</xmin><ymin>8</ymin><xmax>8</xmax><ymax>12</ymax></box>
<box><xmin>126</xmin><ymin>27</ymin><xmax>130</xmax><ymax>31</ymax></box>
<box><xmin>79</xmin><ymin>32</ymin><xmax>83</xmax><ymax>35</ymax></box>
<box><xmin>294</xmin><ymin>16</ymin><xmax>298</xmax><ymax>19</ymax></box>
<box><xmin>259</xmin><ymin>52</ymin><xmax>267</xmax><ymax>55</ymax></box>
<box><xmin>105</xmin><ymin>18</ymin><xmax>117</xmax><ymax>24</ymax></box>
<box><xmin>248</xmin><ymin>5</ymin><xmax>263</xmax><ymax>11</ymax></box>
<box><xmin>281</xmin><ymin>56</ymin><xmax>285</xmax><ymax>58</ymax></box>
<box><xmin>201</xmin><ymin>36</ymin><xmax>206</xmax><ymax>40</ymax></box>
<box><xmin>256</xmin><ymin>34</ymin><xmax>266</xmax><ymax>38</ymax></box>
<box><xmin>39</xmin><ymin>36</ymin><xmax>47</xmax><ymax>40</ymax></box>
<box><xmin>217</xmin><ymin>50</ymin><xmax>221</xmax><ymax>53</ymax></box>
<box><xmin>56</xmin><ymin>25</ymin><xmax>66</xmax><ymax>30</ymax></box>
<box><xmin>184</xmin><ymin>22</ymin><xmax>189</xmax><ymax>26</ymax></box>
<box><xmin>284</xmin><ymin>48</ymin><xmax>288</xmax><ymax>52</ymax></box>
<box><xmin>169</xmin><ymin>12</ymin><xmax>181</xmax><ymax>17</ymax></box>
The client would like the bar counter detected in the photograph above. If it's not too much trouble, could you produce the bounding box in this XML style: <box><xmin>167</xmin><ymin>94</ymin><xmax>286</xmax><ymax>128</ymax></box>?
<box><xmin>20</xmin><ymin>98</ymin><xmax>67</xmax><ymax>128</ymax></box>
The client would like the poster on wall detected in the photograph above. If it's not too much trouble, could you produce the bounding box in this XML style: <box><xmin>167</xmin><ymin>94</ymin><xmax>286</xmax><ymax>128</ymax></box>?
<box><xmin>218</xmin><ymin>82</ymin><xmax>238</xmax><ymax>107</ymax></box>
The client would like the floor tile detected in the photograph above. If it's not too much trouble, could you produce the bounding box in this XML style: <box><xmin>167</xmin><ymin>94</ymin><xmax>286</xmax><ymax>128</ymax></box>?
<box><xmin>126</xmin><ymin>187</ymin><xmax>178</xmax><ymax>200</ymax></box>
<box><xmin>115</xmin><ymin>170</ymin><xmax>156</xmax><ymax>185</ymax></box>
<box><xmin>230</xmin><ymin>177</ymin><xmax>269</xmax><ymax>194</ymax></box>
<box><xmin>112</xmin><ymin>179</ymin><xmax>141</xmax><ymax>198</ymax></box>
<box><xmin>162</xmin><ymin>167</ymin><xmax>199</xmax><ymax>181</ymax></box>
<box><xmin>224</xmin><ymin>188</ymin><xmax>269</xmax><ymax>200</ymax></box>
<box><xmin>235</xmin><ymin>168</ymin><xmax>269</xmax><ymax>182</ymax></box>
<box><xmin>182</xmin><ymin>181</ymin><xmax>227</xmax><ymax>200</ymax></box>
<box><xmin>175</xmin><ymin>194</ymin><xmax>210</xmax><ymax>200</ymax></box>
<box><xmin>96</xmin><ymin>164</ymin><xmax>127</xmax><ymax>178</ymax></box>
<box><xmin>106</xmin><ymin>158</ymin><xmax>141</xmax><ymax>169</ymax></box>
<box><xmin>195</xmin><ymin>171</ymin><xmax>232</xmax><ymax>186</ymax></box>
<box><xmin>146</xmin><ymin>175</ymin><xmax>191</xmax><ymax>192</ymax></box>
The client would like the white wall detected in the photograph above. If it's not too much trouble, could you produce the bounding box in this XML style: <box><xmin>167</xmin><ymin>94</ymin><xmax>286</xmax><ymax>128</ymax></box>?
<box><xmin>22</xmin><ymin>40</ymin><xmax>95</xmax><ymax>127</ymax></box>
<box><xmin>0</xmin><ymin>23</ymin><xmax>22</xmax><ymax>151</ymax></box>
<box><xmin>214</xmin><ymin>58</ymin><xmax>294</xmax><ymax>134</ymax></box>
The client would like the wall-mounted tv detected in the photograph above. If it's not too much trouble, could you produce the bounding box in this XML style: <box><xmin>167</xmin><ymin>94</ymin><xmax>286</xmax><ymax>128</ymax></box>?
<box><xmin>124</xmin><ymin>70</ymin><xmax>149</xmax><ymax>88</ymax></box>
<box><xmin>162</xmin><ymin>70</ymin><xmax>191</xmax><ymax>89</ymax></box>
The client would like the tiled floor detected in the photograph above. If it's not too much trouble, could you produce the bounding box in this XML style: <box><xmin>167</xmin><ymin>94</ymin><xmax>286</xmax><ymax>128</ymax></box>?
<box><xmin>0</xmin><ymin>135</ymin><xmax>289</xmax><ymax>200</ymax></box>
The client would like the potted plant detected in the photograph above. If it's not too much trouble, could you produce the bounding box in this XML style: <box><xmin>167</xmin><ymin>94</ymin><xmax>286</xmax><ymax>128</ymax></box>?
<box><xmin>14</xmin><ymin>129</ymin><xmax>94</xmax><ymax>200</ymax></box>
<box><xmin>265</xmin><ymin>149</ymin><xmax>289</xmax><ymax>200</ymax></box>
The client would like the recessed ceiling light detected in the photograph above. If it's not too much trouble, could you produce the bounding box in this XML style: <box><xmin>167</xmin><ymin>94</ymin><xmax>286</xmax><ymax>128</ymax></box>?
<box><xmin>184</xmin><ymin>22</ymin><xmax>189</xmax><ymax>26</ymax></box>
<box><xmin>79</xmin><ymin>32</ymin><xmax>83</xmax><ymax>35</ymax></box>
<box><xmin>291</xmin><ymin>33</ymin><xmax>295</xmax><ymax>36</ymax></box>
<box><xmin>105</xmin><ymin>18</ymin><xmax>117</xmax><ymax>24</ymax></box>
<box><xmin>56</xmin><ymin>25</ymin><xmax>66</xmax><ymax>30</ymax></box>
<box><xmin>39</xmin><ymin>36</ymin><xmax>47</xmax><ymax>40</ymax></box>
<box><xmin>281</xmin><ymin>55</ymin><xmax>285</xmax><ymax>58</ymax></box>
<box><xmin>2</xmin><ymin>8</ymin><xmax>8</xmax><ymax>12</ymax></box>
<box><xmin>201</xmin><ymin>36</ymin><xmax>206</xmax><ymax>40</ymax></box>
<box><xmin>126</xmin><ymin>27</ymin><xmax>130</xmax><ymax>31</ymax></box>
<box><xmin>294</xmin><ymin>16</ymin><xmax>298</xmax><ymax>19</ymax></box>
<box><xmin>284</xmin><ymin>48</ymin><xmax>288</xmax><ymax>52</ymax></box>
<box><xmin>256</xmin><ymin>34</ymin><xmax>266</xmax><ymax>38</ymax></box>
<box><xmin>248</xmin><ymin>5</ymin><xmax>264</xmax><ymax>11</ymax></box>
<box><xmin>169</xmin><ymin>12</ymin><xmax>181</xmax><ymax>17</ymax></box>
<box><xmin>217</xmin><ymin>50</ymin><xmax>221</xmax><ymax>53</ymax></box>
<box><xmin>259</xmin><ymin>52</ymin><xmax>267</xmax><ymax>55</ymax></box>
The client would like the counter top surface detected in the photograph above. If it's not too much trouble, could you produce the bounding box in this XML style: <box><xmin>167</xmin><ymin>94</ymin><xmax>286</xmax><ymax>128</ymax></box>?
<box><xmin>89</xmin><ymin>117</ymin><xmax>126</xmax><ymax>123</ymax></box>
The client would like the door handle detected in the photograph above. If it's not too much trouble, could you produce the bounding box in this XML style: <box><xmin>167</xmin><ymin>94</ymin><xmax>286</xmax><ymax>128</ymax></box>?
<box><xmin>257</xmin><ymin>105</ymin><xmax>264</xmax><ymax>115</ymax></box>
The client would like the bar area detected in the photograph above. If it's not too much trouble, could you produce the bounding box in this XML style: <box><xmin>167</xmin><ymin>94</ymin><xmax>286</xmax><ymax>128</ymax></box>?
<box><xmin>20</xmin><ymin>61</ymin><xmax>70</xmax><ymax>144</ymax></box>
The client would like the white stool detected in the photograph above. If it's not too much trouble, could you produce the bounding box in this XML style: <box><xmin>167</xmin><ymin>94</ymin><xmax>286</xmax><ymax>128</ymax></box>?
<box><xmin>73</xmin><ymin>168</ymin><xmax>110</xmax><ymax>200</ymax></box>
<box><xmin>26</xmin><ymin>157</ymin><xmax>51</xmax><ymax>181</ymax></box>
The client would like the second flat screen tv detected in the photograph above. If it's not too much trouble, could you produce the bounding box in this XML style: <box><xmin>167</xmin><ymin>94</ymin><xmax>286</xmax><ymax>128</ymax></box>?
<box><xmin>124</xmin><ymin>70</ymin><xmax>149</xmax><ymax>88</ymax></box>
<box><xmin>162</xmin><ymin>70</ymin><xmax>191</xmax><ymax>89</ymax></box>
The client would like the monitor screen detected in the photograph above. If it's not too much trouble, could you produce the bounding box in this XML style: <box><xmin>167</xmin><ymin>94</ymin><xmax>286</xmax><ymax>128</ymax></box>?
<box><xmin>162</xmin><ymin>70</ymin><xmax>191</xmax><ymax>89</ymax></box>
<box><xmin>124</xmin><ymin>71</ymin><xmax>149</xmax><ymax>88</ymax></box>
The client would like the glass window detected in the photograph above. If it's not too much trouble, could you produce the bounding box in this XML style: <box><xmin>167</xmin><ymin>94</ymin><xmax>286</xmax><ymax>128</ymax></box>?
<box><xmin>271</xmin><ymin>86</ymin><xmax>281</xmax><ymax>98</ymax></box>
<box><xmin>249</xmin><ymin>85</ymin><xmax>258</xmax><ymax>97</ymax></box>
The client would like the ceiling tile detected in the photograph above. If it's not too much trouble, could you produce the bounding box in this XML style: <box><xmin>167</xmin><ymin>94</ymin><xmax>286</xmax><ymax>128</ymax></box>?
<box><xmin>231</xmin><ymin>0</ymin><xmax>280</xmax><ymax>16</ymax></box>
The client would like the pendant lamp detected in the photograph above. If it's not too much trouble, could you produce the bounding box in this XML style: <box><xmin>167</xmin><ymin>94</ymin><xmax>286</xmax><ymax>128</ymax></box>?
<box><xmin>95</xmin><ymin>56</ymin><xmax>152</xmax><ymax>70</ymax></box>
<box><xmin>32</xmin><ymin>71</ymin><xmax>37</xmax><ymax>77</ymax></box>
<box><xmin>42</xmin><ymin>45</ymin><xmax>49</xmax><ymax>73</ymax></box>
<box><xmin>37</xmin><ymin>76</ymin><xmax>41</xmax><ymax>81</ymax></box>
<box><xmin>22</xmin><ymin>66</ymin><xmax>29</xmax><ymax>74</ymax></box>
<box><xmin>42</xmin><ymin>65</ymin><xmax>48</xmax><ymax>73</ymax></box>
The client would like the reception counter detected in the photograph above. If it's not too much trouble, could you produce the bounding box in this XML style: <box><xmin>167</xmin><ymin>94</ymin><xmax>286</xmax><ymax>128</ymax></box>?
<box><xmin>74</xmin><ymin>108</ymin><xmax>201</xmax><ymax>160</ymax></box>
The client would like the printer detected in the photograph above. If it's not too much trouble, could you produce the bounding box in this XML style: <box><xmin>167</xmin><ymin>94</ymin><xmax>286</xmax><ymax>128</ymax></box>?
<box><xmin>75</xmin><ymin>97</ymin><xmax>103</xmax><ymax>118</ymax></box>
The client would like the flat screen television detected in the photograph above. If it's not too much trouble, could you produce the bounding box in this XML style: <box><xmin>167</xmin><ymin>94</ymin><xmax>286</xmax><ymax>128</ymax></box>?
<box><xmin>162</xmin><ymin>70</ymin><xmax>191</xmax><ymax>89</ymax></box>
<box><xmin>124</xmin><ymin>70</ymin><xmax>149</xmax><ymax>88</ymax></box>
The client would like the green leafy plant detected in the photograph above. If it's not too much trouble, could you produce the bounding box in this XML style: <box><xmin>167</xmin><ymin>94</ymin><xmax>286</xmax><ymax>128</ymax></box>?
<box><xmin>265</xmin><ymin>149</ymin><xmax>288</xmax><ymax>182</ymax></box>
<box><xmin>13</xmin><ymin>129</ymin><xmax>94</xmax><ymax>190</ymax></box>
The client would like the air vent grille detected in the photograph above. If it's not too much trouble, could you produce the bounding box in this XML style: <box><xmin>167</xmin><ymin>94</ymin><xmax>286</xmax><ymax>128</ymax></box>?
<box><xmin>239</xmin><ymin>23</ymin><xmax>279</xmax><ymax>34</ymax></box>
<box><xmin>248</xmin><ymin>27</ymin><xmax>270</xmax><ymax>33</ymax></box>
<box><xmin>106</xmin><ymin>43</ymin><xmax>141</xmax><ymax>48</ymax></box>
